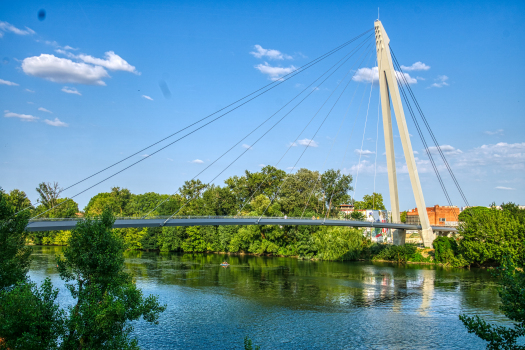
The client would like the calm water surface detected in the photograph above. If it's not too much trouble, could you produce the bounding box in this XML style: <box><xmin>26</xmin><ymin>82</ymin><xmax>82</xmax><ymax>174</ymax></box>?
<box><xmin>28</xmin><ymin>246</ymin><xmax>510</xmax><ymax>349</ymax></box>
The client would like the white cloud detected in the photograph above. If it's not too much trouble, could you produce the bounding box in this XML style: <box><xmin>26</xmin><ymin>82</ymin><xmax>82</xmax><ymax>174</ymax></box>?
<box><xmin>485</xmin><ymin>129</ymin><xmax>504</xmax><ymax>136</ymax></box>
<box><xmin>38</xmin><ymin>107</ymin><xmax>52</xmax><ymax>114</ymax></box>
<box><xmin>0</xmin><ymin>79</ymin><xmax>19</xmax><ymax>86</ymax></box>
<box><xmin>4</xmin><ymin>110</ymin><xmax>38</xmax><ymax>122</ymax></box>
<box><xmin>352</xmin><ymin>66</ymin><xmax>417</xmax><ymax>84</ymax></box>
<box><xmin>495</xmin><ymin>186</ymin><xmax>515</xmax><ymax>190</ymax></box>
<box><xmin>190</xmin><ymin>159</ymin><xmax>204</xmax><ymax>164</ymax></box>
<box><xmin>167</xmin><ymin>158</ymin><xmax>173</xmax><ymax>161</ymax></box>
<box><xmin>254</xmin><ymin>62</ymin><xmax>296</xmax><ymax>81</ymax></box>
<box><xmin>344</xmin><ymin>160</ymin><xmax>387</xmax><ymax>175</ymax></box>
<box><xmin>258</xmin><ymin>164</ymin><xmax>266</xmax><ymax>167</ymax></box>
<box><xmin>25</xmin><ymin>89</ymin><xmax>35</xmax><ymax>93</ymax></box>
<box><xmin>142</xmin><ymin>154</ymin><xmax>149</xmax><ymax>157</ymax></box>
<box><xmin>0</xmin><ymin>21</ymin><xmax>35</xmax><ymax>36</ymax></box>
<box><xmin>22</xmin><ymin>54</ymin><xmax>109</xmax><ymax>85</ymax></box>
<box><xmin>413</xmin><ymin>150</ymin><xmax>419</xmax><ymax>154</ymax></box>
<box><xmin>455</xmin><ymin>142</ymin><xmax>525</xmax><ymax>171</ymax></box>
<box><xmin>429</xmin><ymin>75</ymin><xmax>449</xmax><ymax>88</ymax></box>
<box><xmin>44</xmin><ymin>117</ymin><xmax>68</xmax><ymax>127</ymax></box>
<box><xmin>290</xmin><ymin>138</ymin><xmax>318</xmax><ymax>147</ymax></box>
<box><xmin>426</xmin><ymin>144</ymin><xmax>463</xmax><ymax>156</ymax></box>
<box><xmin>355</xmin><ymin>149</ymin><xmax>375</xmax><ymax>156</ymax></box>
<box><xmin>142</xmin><ymin>95</ymin><xmax>153</xmax><ymax>101</ymax></box>
<box><xmin>63</xmin><ymin>45</ymin><xmax>78</xmax><ymax>51</ymax></box>
<box><xmin>242</xmin><ymin>144</ymin><xmax>252</xmax><ymax>149</ymax></box>
<box><xmin>75</xmin><ymin>51</ymin><xmax>139</xmax><ymax>74</ymax></box>
<box><xmin>61</xmin><ymin>86</ymin><xmax>81</xmax><ymax>95</ymax></box>
<box><xmin>250</xmin><ymin>45</ymin><xmax>292</xmax><ymax>60</ymax></box>
<box><xmin>400</xmin><ymin>62</ymin><xmax>430</xmax><ymax>71</ymax></box>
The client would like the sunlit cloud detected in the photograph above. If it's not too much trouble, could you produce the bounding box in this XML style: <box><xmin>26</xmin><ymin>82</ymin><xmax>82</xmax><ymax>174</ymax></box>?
<box><xmin>38</xmin><ymin>107</ymin><xmax>52</xmax><ymax>114</ymax></box>
<box><xmin>250</xmin><ymin>45</ymin><xmax>292</xmax><ymax>60</ymax></box>
<box><xmin>44</xmin><ymin>117</ymin><xmax>68</xmax><ymax>127</ymax></box>
<box><xmin>0</xmin><ymin>78</ymin><xmax>19</xmax><ymax>86</ymax></box>
<box><xmin>22</xmin><ymin>54</ymin><xmax>109</xmax><ymax>85</ymax></box>
<box><xmin>61</xmin><ymin>86</ymin><xmax>81</xmax><ymax>95</ymax></box>
<box><xmin>4</xmin><ymin>110</ymin><xmax>38</xmax><ymax>122</ymax></box>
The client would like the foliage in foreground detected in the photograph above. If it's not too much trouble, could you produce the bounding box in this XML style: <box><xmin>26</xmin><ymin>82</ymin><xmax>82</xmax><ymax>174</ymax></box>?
<box><xmin>0</xmin><ymin>195</ymin><xmax>166</xmax><ymax>350</ymax></box>
<box><xmin>244</xmin><ymin>336</ymin><xmax>261</xmax><ymax>350</ymax></box>
<box><xmin>460</xmin><ymin>257</ymin><xmax>525</xmax><ymax>349</ymax></box>
<box><xmin>433</xmin><ymin>204</ymin><xmax>525</xmax><ymax>268</ymax></box>
<box><xmin>56</xmin><ymin>209</ymin><xmax>166</xmax><ymax>349</ymax></box>
<box><xmin>0</xmin><ymin>189</ymin><xmax>32</xmax><ymax>290</ymax></box>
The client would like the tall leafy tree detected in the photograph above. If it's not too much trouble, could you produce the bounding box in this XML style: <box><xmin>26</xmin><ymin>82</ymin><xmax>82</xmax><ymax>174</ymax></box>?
<box><xmin>6</xmin><ymin>189</ymin><xmax>33</xmax><ymax>213</ymax></box>
<box><xmin>0</xmin><ymin>189</ymin><xmax>31</xmax><ymax>290</ymax></box>
<box><xmin>56</xmin><ymin>209</ymin><xmax>166</xmax><ymax>349</ymax></box>
<box><xmin>353</xmin><ymin>193</ymin><xmax>386</xmax><ymax>210</ymax></box>
<box><xmin>0</xmin><ymin>189</ymin><xmax>64</xmax><ymax>349</ymax></box>
<box><xmin>320</xmin><ymin>169</ymin><xmax>353</xmax><ymax>217</ymax></box>
<box><xmin>36</xmin><ymin>182</ymin><xmax>63</xmax><ymax>209</ymax></box>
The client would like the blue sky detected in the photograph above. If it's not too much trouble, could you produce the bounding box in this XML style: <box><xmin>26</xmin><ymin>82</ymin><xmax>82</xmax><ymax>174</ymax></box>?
<box><xmin>1</xmin><ymin>0</ymin><xmax>524</xmax><ymax>212</ymax></box>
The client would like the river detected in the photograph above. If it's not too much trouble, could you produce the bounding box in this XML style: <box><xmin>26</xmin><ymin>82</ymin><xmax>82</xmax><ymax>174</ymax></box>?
<box><xmin>28</xmin><ymin>246</ymin><xmax>510</xmax><ymax>349</ymax></box>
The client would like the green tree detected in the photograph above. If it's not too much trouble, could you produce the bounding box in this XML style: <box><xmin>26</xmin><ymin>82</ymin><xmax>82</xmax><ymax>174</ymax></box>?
<box><xmin>460</xmin><ymin>257</ymin><xmax>525</xmax><ymax>349</ymax></box>
<box><xmin>6</xmin><ymin>189</ymin><xmax>33</xmax><ymax>213</ymax></box>
<box><xmin>0</xmin><ymin>189</ymin><xmax>64</xmax><ymax>349</ymax></box>
<box><xmin>458</xmin><ymin>206</ymin><xmax>524</xmax><ymax>267</ymax></box>
<box><xmin>56</xmin><ymin>209</ymin><xmax>166</xmax><ymax>349</ymax></box>
<box><xmin>400</xmin><ymin>210</ymin><xmax>407</xmax><ymax>223</ymax></box>
<box><xmin>353</xmin><ymin>193</ymin><xmax>386</xmax><ymax>210</ymax></box>
<box><xmin>0</xmin><ymin>189</ymin><xmax>32</xmax><ymax>290</ymax></box>
<box><xmin>350</xmin><ymin>211</ymin><xmax>365</xmax><ymax>221</ymax></box>
<box><xmin>0</xmin><ymin>279</ymin><xmax>64</xmax><ymax>350</ymax></box>
<box><xmin>279</xmin><ymin>168</ymin><xmax>320</xmax><ymax>216</ymax></box>
<box><xmin>36</xmin><ymin>182</ymin><xmax>63</xmax><ymax>209</ymax></box>
<box><xmin>320</xmin><ymin>169</ymin><xmax>353</xmax><ymax>217</ymax></box>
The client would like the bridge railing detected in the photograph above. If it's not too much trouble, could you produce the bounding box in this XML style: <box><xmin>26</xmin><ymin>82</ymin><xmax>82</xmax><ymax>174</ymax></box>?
<box><xmin>28</xmin><ymin>215</ymin><xmax>401</xmax><ymax>223</ymax></box>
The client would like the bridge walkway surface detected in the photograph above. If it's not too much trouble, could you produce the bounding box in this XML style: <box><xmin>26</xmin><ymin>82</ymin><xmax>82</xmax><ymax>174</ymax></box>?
<box><xmin>26</xmin><ymin>216</ymin><xmax>457</xmax><ymax>233</ymax></box>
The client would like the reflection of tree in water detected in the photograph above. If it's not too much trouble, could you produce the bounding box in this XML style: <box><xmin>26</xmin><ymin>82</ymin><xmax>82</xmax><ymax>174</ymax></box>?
<box><xmin>28</xmin><ymin>247</ymin><xmax>503</xmax><ymax>318</ymax></box>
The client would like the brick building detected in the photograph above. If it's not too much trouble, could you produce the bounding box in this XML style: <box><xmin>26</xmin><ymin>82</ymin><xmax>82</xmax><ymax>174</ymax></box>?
<box><xmin>406</xmin><ymin>205</ymin><xmax>459</xmax><ymax>226</ymax></box>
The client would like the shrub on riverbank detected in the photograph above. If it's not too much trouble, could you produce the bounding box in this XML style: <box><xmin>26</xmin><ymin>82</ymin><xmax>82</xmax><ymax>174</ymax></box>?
<box><xmin>434</xmin><ymin>203</ymin><xmax>525</xmax><ymax>268</ymax></box>
<box><xmin>372</xmin><ymin>243</ymin><xmax>431</xmax><ymax>263</ymax></box>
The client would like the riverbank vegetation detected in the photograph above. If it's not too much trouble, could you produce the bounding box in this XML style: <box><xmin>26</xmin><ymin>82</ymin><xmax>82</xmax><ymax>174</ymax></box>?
<box><xmin>1</xmin><ymin>166</ymin><xmax>523</xmax><ymax>267</ymax></box>
<box><xmin>0</xmin><ymin>191</ymin><xmax>165</xmax><ymax>349</ymax></box>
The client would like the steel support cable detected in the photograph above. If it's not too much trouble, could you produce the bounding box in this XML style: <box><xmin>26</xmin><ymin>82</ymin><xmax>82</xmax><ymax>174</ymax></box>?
<box><xmin>23</xmin><ymin>31</ymin><xmax>374</xmax><ymax>219</ymax></box>
<box><xmin>235</xmin><ymin>43</ymin><xmax>375</xmax><ymax>217</ymax></box>
<box><xmin>373</xmin><ymin>74</ymin><xmax>381</xmax><ymax>210</ymax></box>
<box><xmin>351</xmin><ymin>77</ymin><xmax>374</xmax><ymax>202</ymax></box>
<box><xmin>323</xmin><ymin>67</ymin><xmax>373</xmax><ymax>219</ymax></box>
<box><xmin>144</xmin><ymin>38</ymin><xmax>370</xmax><ymax>219</ymax></box>
<box><xmin>391</xmin><ymin>58</ymin><xmax>453</xmax><ymax>206</ymax></box>
<box><xmin>390</xmin><ymin>47</ymin><xmax>469</xmax><ymax>207</ymax></box>
<box><xmin>300</xmin><ymin>58</ymin><xmax>369</xmax><ymax>218</ymax></box>
<box><xmin>61</xmin><ymin>28</ymin><xmax>373</xmax><ymax>192</ymax></box>
<box><xmin>394</xmin><ymin>69</ymin><xmax>460</xmax><ymax>222</ymax></box>
<box><xmin>167</xmin><ymin>42</ymin><xmax>375</xmax><ymax>222</ymax></box>
<box><xmin>395</xmin><ymin>72</ymin><xmax>453</xmax><ymax>206</ymax></box>
<box><xmin>258</xmin><ymin>48</ymin><xmax>375</xmax><ymax>221</ymax></box>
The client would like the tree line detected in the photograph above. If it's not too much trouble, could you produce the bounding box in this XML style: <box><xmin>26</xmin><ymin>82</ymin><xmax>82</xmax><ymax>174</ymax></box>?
<box><xmin>4</xmin><ymin>166</ymin><xmax>389</xmax><ymax>259</ymax></box>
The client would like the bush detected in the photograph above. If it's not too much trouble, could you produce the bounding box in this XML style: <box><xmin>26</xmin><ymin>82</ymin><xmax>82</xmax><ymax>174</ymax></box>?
<box><xmin>372</xmin><ymin>244</ymin><xmax>420</xmax><ymax>263</ymax></box>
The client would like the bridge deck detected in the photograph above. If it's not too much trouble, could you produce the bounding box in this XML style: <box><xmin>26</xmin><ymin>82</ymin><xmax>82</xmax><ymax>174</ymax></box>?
<box><xmin>25</xmin><ymin>217</ymin><xmax>458</xmax><ymax>233</ymax></box>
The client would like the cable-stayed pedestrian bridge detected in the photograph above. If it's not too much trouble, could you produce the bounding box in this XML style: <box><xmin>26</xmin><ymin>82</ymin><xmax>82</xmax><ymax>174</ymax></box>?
<box><xmin>26</xmin><ymin>216</ymin><xmax>457</xmax><ymax>234</ymax></box>
<box><xmin>21</xmin><ymin>20</ymin><xmax>467</xmax><ymax>247</ymax></box>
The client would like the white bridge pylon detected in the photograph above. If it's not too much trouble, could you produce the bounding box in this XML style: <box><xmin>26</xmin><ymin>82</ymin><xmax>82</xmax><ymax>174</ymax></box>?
<box><xmin>374</xmin><ymin>20</ymin><xmax>434</xmax><ymax>247</ymax></box>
